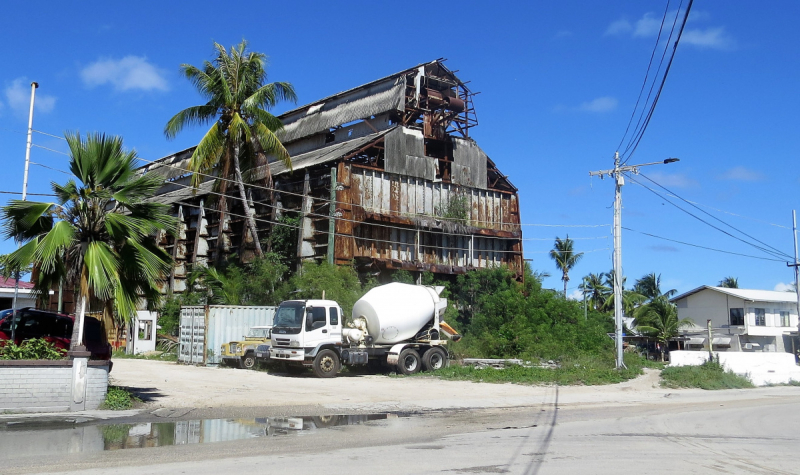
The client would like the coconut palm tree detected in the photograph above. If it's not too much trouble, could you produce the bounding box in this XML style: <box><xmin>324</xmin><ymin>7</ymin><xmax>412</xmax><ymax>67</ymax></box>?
<box><xmin>165</xmin><ymin>40</ymin><xmax>297</xmax><ymax>262</ymax></box>
<box><xmin>633</xmin><ymin>296</ymin><xmax>692</xmax><ymax>361</ymax></box>
<box><xmin>601</xmin><ymin>270</ymin><xmax>646</xmax><ymax>316</ymax></box>
<box><xmin>579</xmin><ymin>272</ymin><xmax>610</xmax><ymax>311</ymax></box>
<box><xmin>633</xmin><ymin>272</ymin><xmax>677</xmax><ymax>302</ymax></box>
<box><xmin>549</xmin><ymin>236</ymin><xmax>583</xmax><ymax>297</ymax></box>
<box><xmin>1</xmin><ymin>133</ymin><xmax>175</xmax><ymax>350</ymax></box>
<box><xmin>718</xmin><ymin>276</ymin><xmax>739</xmax><ymax>288</ymax></box>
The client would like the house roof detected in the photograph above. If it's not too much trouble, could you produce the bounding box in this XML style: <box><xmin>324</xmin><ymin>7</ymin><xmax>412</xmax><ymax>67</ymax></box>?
<box><xmin>671</xmin><ymin>285</ymin><xmax>798</xmax><ymax>304</ymax></box>
<box><xmin>0</xmin><ymin>277</ymin><xmax>34</xmax><ymax>290</ymax></box>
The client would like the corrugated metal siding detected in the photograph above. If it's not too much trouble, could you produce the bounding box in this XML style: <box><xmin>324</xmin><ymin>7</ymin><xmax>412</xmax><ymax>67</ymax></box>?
<box><xmin>178</xmin><ymin>306</ymin><xmax>276</xmax><ymax>365</ymax></box>
<box><xmin>350</xmin><ymin>167</ymin><xmax>520</xmax><ymax>232</ymax></box>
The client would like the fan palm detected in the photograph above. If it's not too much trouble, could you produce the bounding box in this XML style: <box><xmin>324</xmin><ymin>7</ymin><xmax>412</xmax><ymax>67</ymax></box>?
<box><xmin>1</xmin><ymin>133</ymin><xmax>175</xmax><ymax>350</ymax></box>
<box><xmin>165</xmin><ymin>40</ymin><xmax>297</xmax><ymax>261</ymax></box>
<box><xmin>549</xmin><ymin>236</ymin><xmax>583</xmax><ymax>297</ymax></box>
<box><xmin>718</xmin><ymin>276</ymin><xmax>739</xmax><ymax>288</ymax></box>
<box><xmin>633</xmin><ymin>296</ymin><xmax>692</xmax><ymax>361</ymax></box>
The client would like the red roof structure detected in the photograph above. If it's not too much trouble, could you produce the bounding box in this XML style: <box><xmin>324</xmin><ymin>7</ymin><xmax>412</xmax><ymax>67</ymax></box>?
<box><xmin>0</xmin><ymin>277</ymin><xmax>34</xmax><ymax>290</ymax></box>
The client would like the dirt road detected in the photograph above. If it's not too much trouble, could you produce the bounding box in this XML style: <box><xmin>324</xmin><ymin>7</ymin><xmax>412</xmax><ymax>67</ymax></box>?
<box><xmin>110</xmin><ymin>359</ymin><xmax>792</xmax><ymax>413</ymax></box>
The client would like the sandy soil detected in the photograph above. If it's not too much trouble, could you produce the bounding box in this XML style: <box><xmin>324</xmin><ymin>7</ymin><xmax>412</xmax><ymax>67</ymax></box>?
<box><xmin>109</xmin><ymin>359</ymin><xmax>792</xmax><ymax>413</ymax></box>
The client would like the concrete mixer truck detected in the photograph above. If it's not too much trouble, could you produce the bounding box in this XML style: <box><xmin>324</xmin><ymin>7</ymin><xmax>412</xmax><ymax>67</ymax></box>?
<box><xmin>269</xmin><ymin>283</ymin><xmax>461</xmax><ymax>378</ymax></box>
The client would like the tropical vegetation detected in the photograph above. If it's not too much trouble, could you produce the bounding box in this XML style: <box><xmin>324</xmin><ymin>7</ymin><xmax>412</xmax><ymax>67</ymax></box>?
<box><xmin>1</xmin><ymin>133</ymin><xmax>175</xmax><ymax>350</ymax></box>
<box><xmin>165</xmin><ymin>40</ymin><xmax>297</xmax><ymax>261</ymax></box>
<box><xmin>549</xmin><ymin>236</ymin><xmax>583</xmax><ymax>297</ymax></box>
<box><xmin>633</xmin><ymin>296</ymin><xmax>691</xmax><ymax>361</ymax></box>
<box><xmin>718</xmin><ymin>276</ymin><xmax>739</xmax><ymax>288</ymax></box>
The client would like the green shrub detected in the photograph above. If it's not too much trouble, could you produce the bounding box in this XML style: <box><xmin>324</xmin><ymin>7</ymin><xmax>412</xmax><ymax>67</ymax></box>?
<box><xmin>422</xmin><ymin>353</ymin><xmax>646</xmax><ymax>386</ymax></box>
<box><xmin>661</xmin><ymin>360</ymin><xmax>754</xmax><ymax>390</ymax></box>
<box><xmin>102</xmin><ymin>386</ymin><xmax>140</xmax><ymax>410</ymax></box>
<box><xmin>0</xmin><ymin>338</ymin><xmax>66</xmax><ymax>360</ymax></box>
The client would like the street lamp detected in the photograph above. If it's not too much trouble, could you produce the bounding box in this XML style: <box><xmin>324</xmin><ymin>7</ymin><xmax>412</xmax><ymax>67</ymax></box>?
<box><xmin>589</xmin><ymin>152</ymin><xmax>680</xmax><ymax>369</ymax></box>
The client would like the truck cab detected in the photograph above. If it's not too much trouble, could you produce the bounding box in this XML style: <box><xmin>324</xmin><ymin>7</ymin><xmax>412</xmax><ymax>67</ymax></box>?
<box><xmin>269</xmin><ymin>300</ymin><xmax>343</xmax><ymax>376</ymax></box>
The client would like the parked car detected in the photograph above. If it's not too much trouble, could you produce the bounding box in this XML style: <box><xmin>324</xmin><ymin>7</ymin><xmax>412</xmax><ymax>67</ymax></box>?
<box><xmin>255</xmin><ymin>343</ymin><xmax>271</xmax><ymax>366</ymax></box>
<box><xmin>0</xmin><ymin>307</ymin><xmax>112</xmax><ymax>361</ymax></box>
<box><xmin>220</xmin><ymin>326</ymin><xmax>272</xmax><ymax>369</ymax></box>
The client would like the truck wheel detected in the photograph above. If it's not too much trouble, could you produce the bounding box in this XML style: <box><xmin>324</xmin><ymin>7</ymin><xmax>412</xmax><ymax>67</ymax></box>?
<box><xmin>397</xmin><ymin>348</ymin><xmax>421</xmax><ymax>375</ymax></box>
<box><xmin>241</xmin><ymin>354</ymin><xmax>256</xmax><ymax>370</ymax></box>
<box><xmin>422</xmin><ymin>347</ymin><xmax>448</xmax><ymax>372</ymax></box>
<box><xmin>313</xmin><ymin>349</ymin><xmax>340</xmax><ymax>378</ymax></box>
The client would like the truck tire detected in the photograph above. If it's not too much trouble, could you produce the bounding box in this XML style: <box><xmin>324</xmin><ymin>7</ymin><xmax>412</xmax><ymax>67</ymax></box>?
<box><xmin>313</xmin><ymin>349</ymin><xmax>341</xmax><ymax>378</ymax></box>
<box><xmin>241</xmin><ymin>353</ymin><xmax>256</xmax><ymax>370</ymax></box>
<box><xmin>422</xmin><ymin>347</ymin><xmax>448</xmax><ymax>372</ymax></box>
<box><xmin>396</xmin><ymin>348</ymin><xmax>421</xmax><ymax>375</ymax></box>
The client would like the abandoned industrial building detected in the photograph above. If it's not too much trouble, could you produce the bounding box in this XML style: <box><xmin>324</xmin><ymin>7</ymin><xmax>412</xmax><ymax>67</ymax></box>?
<box><xmin>142</xmin><ymin>60</ymin><xmax>523</xmax><ymax>294</ymax></box>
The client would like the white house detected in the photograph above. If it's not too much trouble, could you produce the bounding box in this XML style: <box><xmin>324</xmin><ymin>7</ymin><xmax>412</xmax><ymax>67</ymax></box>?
<box><xmin>670</xmin><ymin>286</ymin><xmax>799</xmax><ymax>353</ymax></box>
<box><xmin>0</xmin><ymin>277</ymin><xmax>37</xmax><ymax>310</ymax></box>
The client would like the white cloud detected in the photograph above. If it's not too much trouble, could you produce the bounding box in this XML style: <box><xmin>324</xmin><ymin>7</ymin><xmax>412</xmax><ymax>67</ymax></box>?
<box><xmin>555</xmin><ymin>30</ymin><xmax>573</xmax><ymax>39</ymax></box>
<box><xmin>81</xmin><ymin>56</ymin><xmax>169</xmax><ymax>92</ymax></box>
<box><xmin>681</xmin><ymin>27</ymin><xmax>734</xmax><ymax>50</ymax></box>
<box><xmin>3</xmin><ymin>78</ymin><xmax>56</xmax><ymax>117</ymax></box>
<box><xmin>646</xmin><ymin>171</ymin><xmax>698</xmax><ymax>188</ymax></box>
<box><xmin>567</xmin><ymin>289</ymin><xmax>584</xmax><ymax>301</ymax></box>
<box><xmin>719</xmin><ymin>166</ymin><xmax>765</xmax><ymax>182</ymax></box>
<box><xmin>774</xmin><ymin>282</ymin><xmax>796</xmax><ymax>292</ymax></box>
<box><xmin>578</xmin><ymin>96</ymin><xmax>618</xmax><ymax>113</ymax></box>
<box><xmin>605</xmin><ymin>19</ymin><xmax>632</xmax><ymax>36</ymax></box>
<box><xmin>606</xmin><ymin>11</ymin><xmax>734</xmax><ymax>50</ymax></box>
<box><xmin>632</xmin><ymin>13</ymin><xmax>663</xmax><ymax>38</ymax></box>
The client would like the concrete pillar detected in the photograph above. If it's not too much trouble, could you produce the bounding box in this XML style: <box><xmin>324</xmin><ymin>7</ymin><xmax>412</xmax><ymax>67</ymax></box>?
<box><xmin>69</xmin><ymin>349</ymin><xmax>91</xmax><ymax>412</ymax></box>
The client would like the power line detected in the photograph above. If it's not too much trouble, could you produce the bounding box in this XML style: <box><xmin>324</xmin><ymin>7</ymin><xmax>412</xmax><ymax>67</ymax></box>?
<box><xmin>621</xmin><ymin>0</ymin><xmax>694</xmax><ymax>165</ymax></box>
<box><xmin>635</xmin><ymin>172</ymin><xmax>793</xmax><ymax>260</ymax></box>
<box><xmin>30</xmin><ymin>161</ymin><xmax>71</xmax><ymax>175</ymax></box>
<box><xmin>627</xmin><ymin>173</ymin><xmax>792</xmax><ymax>260</ymax></box>
<box><xmin>32</xmin><ymin>127</ymin><xmax>609</xmax><ymax>230</ymax></box>
<box><xmin>616</xmin><ymin>0</ymin><xmax>675</xmax><ymax>153</ymax></box>
<box><xmin>31</xmin><ymin>144</ymin><xmax>69</xmax><ymax>156</ymax></box>
<box><xmin>0</xmin><ymin>190</ymin><xmax>58</xmax><ymax>197</ymax></box>
<box><xmin>623</xmin><ymin>227</ymin><xmax>786</xmax><ymax>262</ymax></box>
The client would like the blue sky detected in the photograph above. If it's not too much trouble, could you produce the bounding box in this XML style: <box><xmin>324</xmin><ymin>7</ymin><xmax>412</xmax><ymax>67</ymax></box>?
<box><xmin>1</xmin><ymin>1</ymin><xmax>798</xmax><ymax>297</ymax></box>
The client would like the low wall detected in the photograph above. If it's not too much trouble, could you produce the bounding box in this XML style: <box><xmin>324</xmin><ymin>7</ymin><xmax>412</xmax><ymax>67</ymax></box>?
<box><xmin>0</xmin><ymin>360</ymin><xmax>110</xmax><ymax>413</ymax></box>
<box><xmin>670</xmin><ymin>350</ymin><xmax>800</xmax><ymax>386</ymax></box>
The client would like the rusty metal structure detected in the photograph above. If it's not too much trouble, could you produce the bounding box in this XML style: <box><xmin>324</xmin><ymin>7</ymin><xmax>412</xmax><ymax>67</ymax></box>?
<box><xmin>143</xmin><ymin>60</ymin><xmax>522</xmax><ymax>293</ymax></box>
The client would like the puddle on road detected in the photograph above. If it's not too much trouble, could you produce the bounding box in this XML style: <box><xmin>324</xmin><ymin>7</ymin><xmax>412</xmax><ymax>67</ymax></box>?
<box><xmin>0</xmin><ymin>413</ymin><xmax>397</xmax><ymax>457</ymax></box>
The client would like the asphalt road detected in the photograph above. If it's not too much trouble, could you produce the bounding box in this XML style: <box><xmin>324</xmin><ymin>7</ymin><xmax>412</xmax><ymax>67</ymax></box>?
<box><xmin>4</xmin><ymin>384</ymin><xmax>799</xmax><ymax>474</ymax></box>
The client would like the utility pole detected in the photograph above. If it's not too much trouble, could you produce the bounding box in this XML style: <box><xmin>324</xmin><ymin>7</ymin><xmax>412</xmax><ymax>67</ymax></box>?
<box><xmin>590</xmin><ymin>152</ymin><xmax>680</xmax><ymax>369</ymax></box>
<box><xmin>10</xmin><ymin>82</ymin><xmax>38</xmax><ymax>344</ymax></box>
<box><xmin>788</xmin><ymin>210</ymin><xmax>800</xmax><ymax>336</ymax></box>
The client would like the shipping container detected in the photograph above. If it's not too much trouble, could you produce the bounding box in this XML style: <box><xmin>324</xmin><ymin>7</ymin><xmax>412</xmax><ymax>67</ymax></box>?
<box><xmin>178</xmin><ymin>305</ymin><xmax>276</xmax><ymax>365</ymax></box>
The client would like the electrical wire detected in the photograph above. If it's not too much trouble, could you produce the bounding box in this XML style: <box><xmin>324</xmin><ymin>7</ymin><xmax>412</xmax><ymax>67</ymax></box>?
<box><xmin>0</xmin><ymin>191</ymin><xmax>58</xmax><ymax>197</ymax></box>
<box><xmin>627</xmin><ymin>173</ymin><xmax>793</xmax><ymax>260</ymax></box>
<box><xmin>635</xmin><ymin>172</ymin><xmax>793</xmax><ymax>259</ymax></box>
<box><xmin>31</xmin><ymin>127</ymin><xmax>610</xmax><ymax>230</ymax></box>
<box><xmin>623</xmin><ymin>227</ymin><xmax>786</xmax><ymax>262</ymax></box>
<box><xmin>616</xmin><ymin>0</ymin><xmax>674</xmax><ymax>153</ymax></box>
<box><xmin>621</xmin><ymin>0</ymin><xmax>694</xmax><ymax>165</ymax></box>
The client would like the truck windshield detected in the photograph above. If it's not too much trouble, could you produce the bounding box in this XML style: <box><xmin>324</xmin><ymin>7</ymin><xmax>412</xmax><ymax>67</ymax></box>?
<box><xmin>272</xmin><ymin>302</ymin><xmax>304</xmax><ymax>335</ymax></box>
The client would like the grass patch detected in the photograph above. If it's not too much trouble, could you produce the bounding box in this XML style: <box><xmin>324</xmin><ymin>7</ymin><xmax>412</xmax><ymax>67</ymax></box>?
<box><xmin>416</xmin><ymin>353</ymin><xmax>646</xmax><ymax>386</ymax></box>
<box><xmin>112</xmin><ymin>349</ymin><xmax>177</xmax><ymax>362</ymax></box>
<box><xmin>661</xmin><ymin>360</ymin><xmax>754</xmax><ymax>390</ymax></box>
<box><xmin>101</xmin><ymin>386</ymin><xmax>141</xmax><ymax>410</ymax></box>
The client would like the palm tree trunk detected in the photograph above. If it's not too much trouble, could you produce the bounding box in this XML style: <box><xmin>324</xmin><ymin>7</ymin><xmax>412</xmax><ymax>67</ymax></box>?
<box><xmin>215</xmin><ymin>158</ymin><xmax>232</xmax><ymax>266</ymax></box>
<box><xmin>70</xmin><ymin>276</ymin><xmax>88</xmax><ymax>351</ymax></box>
<box><xmin>232</xmin><ymin>141</ymin><xmax>263</xmax><ymax>257</ymax></box>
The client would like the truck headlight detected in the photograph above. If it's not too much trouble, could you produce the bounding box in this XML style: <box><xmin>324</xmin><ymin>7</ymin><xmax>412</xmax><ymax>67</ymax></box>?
<box><xmin>290</xmin><ymin>340</ymin><xmax>300</xmax><ymax>348</ymax></box>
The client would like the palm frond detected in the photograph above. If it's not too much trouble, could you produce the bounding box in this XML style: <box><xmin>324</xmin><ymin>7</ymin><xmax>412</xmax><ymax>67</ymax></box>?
<box><xmin>1</xmin><ymin>200</ymin><xmax>56</xmax><ymax>241</ymax></box>
<box><xmin>188</xmin><ymin>123</ymin><xmax>225</xmax><ymax>187</ymax></box>
<box><xmin>164</xmin><ymin>105</ymin><xmax>218</xmax><ymax>139</ymax></box>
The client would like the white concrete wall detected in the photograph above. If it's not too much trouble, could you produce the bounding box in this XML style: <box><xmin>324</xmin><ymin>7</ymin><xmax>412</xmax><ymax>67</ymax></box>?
<box><xmin>670</xmin><ymin>350</ymin><xmax>800</xmax><ymax>386</ymax></box>
<box><xmin>677</xmin><ymin>290</ymin><xmax>739</xmax><ymax>329</ymax></box>
<box><xmin>0</xmin><ymin>363</ymin><xmax>109</xmax><ymax>412</ymax></box>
